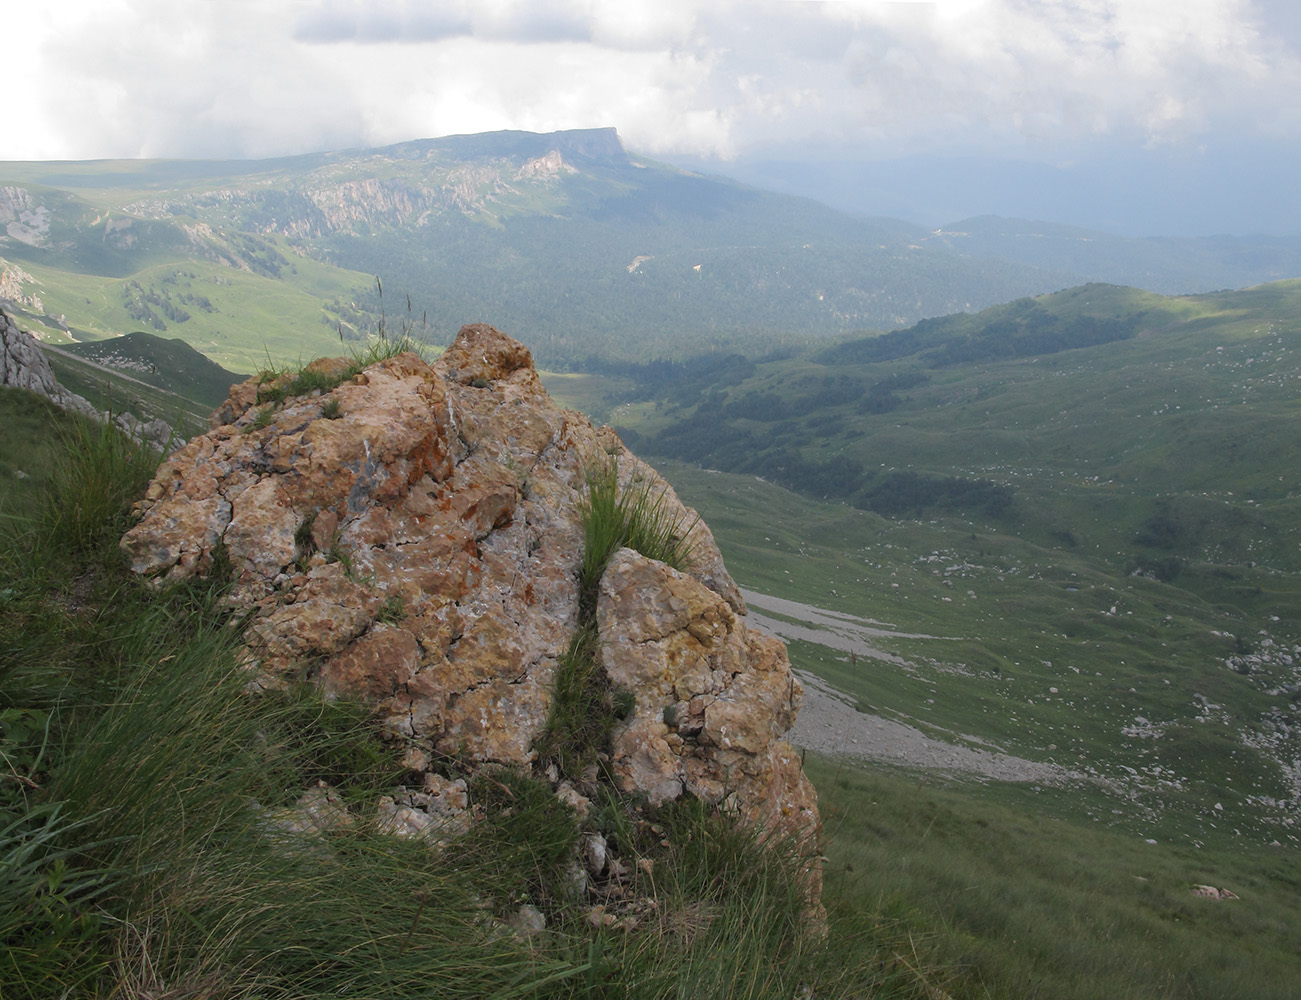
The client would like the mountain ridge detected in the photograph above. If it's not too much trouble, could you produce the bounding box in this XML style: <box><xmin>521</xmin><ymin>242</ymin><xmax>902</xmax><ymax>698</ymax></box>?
<box><xmin>4</xmin><ymin>128</ymin><xmax>1298</xmax><ymax>369</ymax></box>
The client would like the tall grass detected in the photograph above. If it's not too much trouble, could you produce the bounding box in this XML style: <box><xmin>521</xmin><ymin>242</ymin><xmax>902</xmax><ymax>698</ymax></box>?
<box><xmin>47</xmin><ymin>626</ymin><xmax>562</xmax><ymax>999</ymax></box>
<box><xmin>0</xmin><ymin>802</ymin><xmax>118</xmax><ymax>995</ymax></box>
<box><xmin>577</xmin><ymin>456</ymin><xmax>695</xmax><ymax>615</ymax></box>
<box><xmin>538</xmin><ymin>457</ymin><xmax>696</xmax><ymax>778</ymax></box>
<box><xmin>0</xmin><ymin>386</ymin><xmax>954</xmax><ymax>999</ymax></box>
<box><xmin>33</xmin><ymin>412</ymin><xmax>162</xmax><ymax>563</ymax></box>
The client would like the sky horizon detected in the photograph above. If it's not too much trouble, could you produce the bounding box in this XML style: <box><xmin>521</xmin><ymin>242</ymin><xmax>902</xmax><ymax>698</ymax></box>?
<box><xmin>10</xmin><ymin>1</ymin><xmax>1301</xmax><ymax>238</ymax></box>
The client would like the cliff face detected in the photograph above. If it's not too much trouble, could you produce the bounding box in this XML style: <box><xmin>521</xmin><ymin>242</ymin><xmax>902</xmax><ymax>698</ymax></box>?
<box><xmin>120</xmin><ymin>324</ymin><xmax>820</xmax><ymax>893</ymax></box>
<box><xmin>1</xmin><ymin>306</ymin><xmax>171</xmax><ymax>447</ymax></box>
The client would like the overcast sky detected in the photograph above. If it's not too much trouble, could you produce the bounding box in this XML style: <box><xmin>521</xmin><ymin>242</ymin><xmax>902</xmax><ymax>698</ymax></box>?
<box><xmin>10</xmin><ymin>0</ymin><xmax>1301</xmax><ymax>235</ymax></box>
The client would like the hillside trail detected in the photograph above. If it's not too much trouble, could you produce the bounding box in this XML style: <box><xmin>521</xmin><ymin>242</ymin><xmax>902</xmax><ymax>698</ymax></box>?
<box><xmin>40</xmin><ymin>342</ymin><xmax>166</xmax><ymax>393</ymax></box>
<box><xmin>741</xmin><ymin>589</ymin><xmax>1080</xmax><ymax>785</ymax></box>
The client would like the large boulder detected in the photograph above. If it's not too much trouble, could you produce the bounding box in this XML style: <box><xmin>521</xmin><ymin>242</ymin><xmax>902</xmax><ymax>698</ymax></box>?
<box><xmin>121</xmin><ymin>323</ymin><xmax>820</xmax><ymax>895</ymax></box>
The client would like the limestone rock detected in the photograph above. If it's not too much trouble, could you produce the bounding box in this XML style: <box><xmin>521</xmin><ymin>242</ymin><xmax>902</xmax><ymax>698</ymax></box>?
<box><xmin>121</xmin><ymin>322</ymin><xmax>820</xmax><ymax>903</ymax></box>
<box><xmin>259</xmin><ymin>782</ymin><xmax>355</xmax><ymax>853</ymax></box>
<box><xmin>597</xmin><ymin>547</ymin><xmax>821</xmax><ymax>889</ymax></box>
<box><xmin>3</xmin><ymin>308</ymin><xmax>90</xmax><ymax>415</ymax></box>
<box><xmin>377</xmin><ymin>779</ymin><xmax>473</xmax><ymax>845</ymax></box>
<box><xmin>1191</xmin><ymin>884</ymin><xmax>1239</xmax><ymax>900</ymax></box>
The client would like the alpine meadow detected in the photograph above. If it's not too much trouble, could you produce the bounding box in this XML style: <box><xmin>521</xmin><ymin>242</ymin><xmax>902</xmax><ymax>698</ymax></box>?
<box><xmin>2</xmin><ymin>128</ymin><xmax>1300</xmax><ymax>1000</ymax></box>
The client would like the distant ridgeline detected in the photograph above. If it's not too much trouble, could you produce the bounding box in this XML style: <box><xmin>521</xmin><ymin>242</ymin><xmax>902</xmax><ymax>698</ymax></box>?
<box><xmin>5</xmin><ymin>129</ymin><xmax>1301</xmax><ymax>369</ymax></box>
<box><xmin>815</xmin><ymin>291</ymin><xmax>1138</xmax><ymax>368</ymax></box>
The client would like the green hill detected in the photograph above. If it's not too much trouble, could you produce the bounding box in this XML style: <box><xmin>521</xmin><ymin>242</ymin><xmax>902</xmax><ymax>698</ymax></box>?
<box><xmin>623</xmin><ymin>280</ymin><xmax>1301</xmax><ymax>570</ymax></box>
<box><xmin>582</xmin><ymin>279</ymin><xmax>1301</xmax><ymax>860</ymax></box>
<box><xmin>59</xmin><ymin>331</ymin><xmax>247</xmax><ymax>409</ymax></box>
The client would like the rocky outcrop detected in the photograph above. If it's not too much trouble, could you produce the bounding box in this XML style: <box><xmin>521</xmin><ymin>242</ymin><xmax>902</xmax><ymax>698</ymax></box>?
<box><xmin>121</xmin><ymin>323</ymin><xmax>820</xmax><ymax>901</ymax></box>
<box><xmin>3</xmin><ymin>308</ymin><xmax>96</xmax><ymax>417</ymax></box>
<box><xmin>1</xmin><ymin>306</ymin><xmax>172</xmax><ymax>448</ymax></box>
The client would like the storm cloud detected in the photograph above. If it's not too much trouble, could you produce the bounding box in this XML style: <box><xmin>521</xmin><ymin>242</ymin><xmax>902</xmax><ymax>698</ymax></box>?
<box><xmin>8</xmin><ymin>0</ymin><xmax>1300</xmax><ymax>232</ymax></box>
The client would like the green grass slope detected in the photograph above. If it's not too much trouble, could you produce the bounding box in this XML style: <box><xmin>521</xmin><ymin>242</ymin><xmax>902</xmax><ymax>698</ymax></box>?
<box><xmin>0</xmin><ymin>394</ymin><xmax>946</xmax><ymax>1000</ymax></box>
<box><xmin>6</xmin><ymin>328</ymin><xmax>1297</xmax><ymax>998</ymax></box>
<box><xmin>561</xmin><ymin>282</ymin><xmax>1301</xmax><ymax>998</ymax></box>
<box><xmin>581</xmin><ymin>280</ymin><xmax>1301</xmax><ymax>857</ymax></box>
<box><xmin>60</xmin><ymin>331</ymin><xmax>246</xmax><ymax>409</ymax></box>
<box><xmin>625</xmin><ymin>280</ymin><xmax>1301</xmax><ymax>586</ymax></box>
<box><xmin>4</xmin><ymin>246</ymin><xmax>387</xmax><ymax>373</ymax></box>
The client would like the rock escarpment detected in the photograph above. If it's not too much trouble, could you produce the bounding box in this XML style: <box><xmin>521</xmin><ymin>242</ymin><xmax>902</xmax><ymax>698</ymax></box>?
<box><xmin>1</xmin><ymin>306</ymin><xmax>171</xmax><ymax>447</ymax></box>
<box><xmin>121</xmin><ymin>324</ymin><xmax>820</xmax><ymax>899</ymax></box>
<box><xmin>2</xmin><ymin>307</ymin><xmax>107</xmax><ymax>424</ymax></box>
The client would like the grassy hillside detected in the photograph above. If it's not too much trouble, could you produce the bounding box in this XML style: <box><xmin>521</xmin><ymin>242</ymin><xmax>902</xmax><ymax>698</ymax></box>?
<box><xmin>618</xmin><ymin>281</ymin><xmax>1301</xmax><ymax>586</ymax></box>
<box><xmin>0</xmin><ymin>385</ymin><xmax>940</xmax><ymax>1000</ymax></box>
<box><xmin>59</xmin><ymin>331</ymin><xmax>246</xmax><ymax>409</ymax></box>
<box><xmin>563</xmin><ymin>279</ymin><xmax>1301</xmax><ymax>857</ymax></box>
<box><xmin>548</xmin><ymin>270</ymin><xmax>1301</xmax><ymax>994</ymax></box>
<box><xmin>2</xmin><ymin>247</ymin><xmax>386</xmax><ymax>374</ymax></box>
<box><xmin>812</xmin><ymin>756</ymin><xmax>1301</xmax><ymax>1000</ymax></box>
<box><xmin>649</xmin><ymin>460</ymin><xmax>1299</xmax><ymax>850</ymax></box>
<box><xmin>5</xmin><ymin>311</ymin><xmax>1299</xmax><ymax>995</ymax></box>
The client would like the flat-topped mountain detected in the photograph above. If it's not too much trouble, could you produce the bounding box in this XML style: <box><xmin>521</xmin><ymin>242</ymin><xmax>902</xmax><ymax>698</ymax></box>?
<box><xmin>3</xmin><ymin>128</ymin><xmax>1299</xmax><ymax>370</ymax></box>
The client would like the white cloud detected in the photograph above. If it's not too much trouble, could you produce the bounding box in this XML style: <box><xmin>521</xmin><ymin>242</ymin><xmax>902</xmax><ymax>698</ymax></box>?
<box><xmin>4</xmin><ymin>0</ymin><xmax>1298</xmax><ymax>164</ymax></box>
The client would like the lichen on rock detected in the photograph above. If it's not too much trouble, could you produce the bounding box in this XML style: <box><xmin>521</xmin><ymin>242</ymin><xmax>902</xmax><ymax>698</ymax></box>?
<box><xmin>121</xmin><ymin>322</ymin><xmax>821</xmax><ymax>904</ymax></box>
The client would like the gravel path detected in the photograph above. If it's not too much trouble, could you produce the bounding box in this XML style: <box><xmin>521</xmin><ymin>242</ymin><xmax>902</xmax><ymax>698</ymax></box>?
<box><xmin>787</xmin><ymin>671</ymin><xmax>1081</xmax><ymax>784</ymax></box>
<box><xmin>742</xmin><ymin>590</ymin><xmax>1081</xmax><ymax>785</ymax></box>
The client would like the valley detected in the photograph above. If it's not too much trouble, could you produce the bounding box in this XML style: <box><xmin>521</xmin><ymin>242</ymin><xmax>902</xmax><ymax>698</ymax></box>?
<box><xmin>565</xmin><ymin>282</ymin><xmax>1301</xmax><ymax>859</ymax></box>
<box><xmin>6</xmin><ymin>129</ymin><xmax>1301</xmax><ymax>371</ymax></box>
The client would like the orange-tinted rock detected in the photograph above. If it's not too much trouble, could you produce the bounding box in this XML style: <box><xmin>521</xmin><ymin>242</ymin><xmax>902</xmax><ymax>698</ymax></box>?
<box><xmin>597</xmin><ymin>547</ymin><xmax>818</xmax><ymax>876</ymax></box>
<box><xmin>320</xmin><ymin>624</ymin><xmax>420</xmax><ymax>699</ymax></box>
<box><xmin>438</xmin><ymin>322</ymin><xmax>537</xmax><ymax>384</ymax></box>
<box><xmin>225</xmin><ymin>477</ymin><xmax>299</xmax><ymax>587</ymax></box>
<box><xmin>122</xmin><ymin>322</ymin><xmax>819</xmax><ymax>908</ymax></box>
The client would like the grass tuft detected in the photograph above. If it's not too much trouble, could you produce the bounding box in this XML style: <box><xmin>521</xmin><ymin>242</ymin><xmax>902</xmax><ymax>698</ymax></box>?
<box><xmin>533</xmin><ymin>625</ymin><xmax>615</xmax><ymax>780</ymax></box>
<box><xmin>577</xmin><ymin>457</ymin><xmax>695</xmax><ymax>616</ymax></box>
<box><xmin>539</xmin><ymin>458</ymin><xmax>696</xmax><ymax>779</ymax></box>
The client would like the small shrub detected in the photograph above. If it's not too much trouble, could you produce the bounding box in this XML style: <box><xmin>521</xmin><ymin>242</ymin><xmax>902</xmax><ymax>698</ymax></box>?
<box><xmin>321</xmin><ymin>398</ymin><xmax>342</xmax><ymax>420</ymax></box>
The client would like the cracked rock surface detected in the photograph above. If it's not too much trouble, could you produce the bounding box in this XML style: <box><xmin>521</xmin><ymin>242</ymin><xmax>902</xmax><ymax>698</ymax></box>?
<box><xmin>121</xmin><ymin>323</ymin><xmax>820</xmax><ymax>869</ymax></box>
